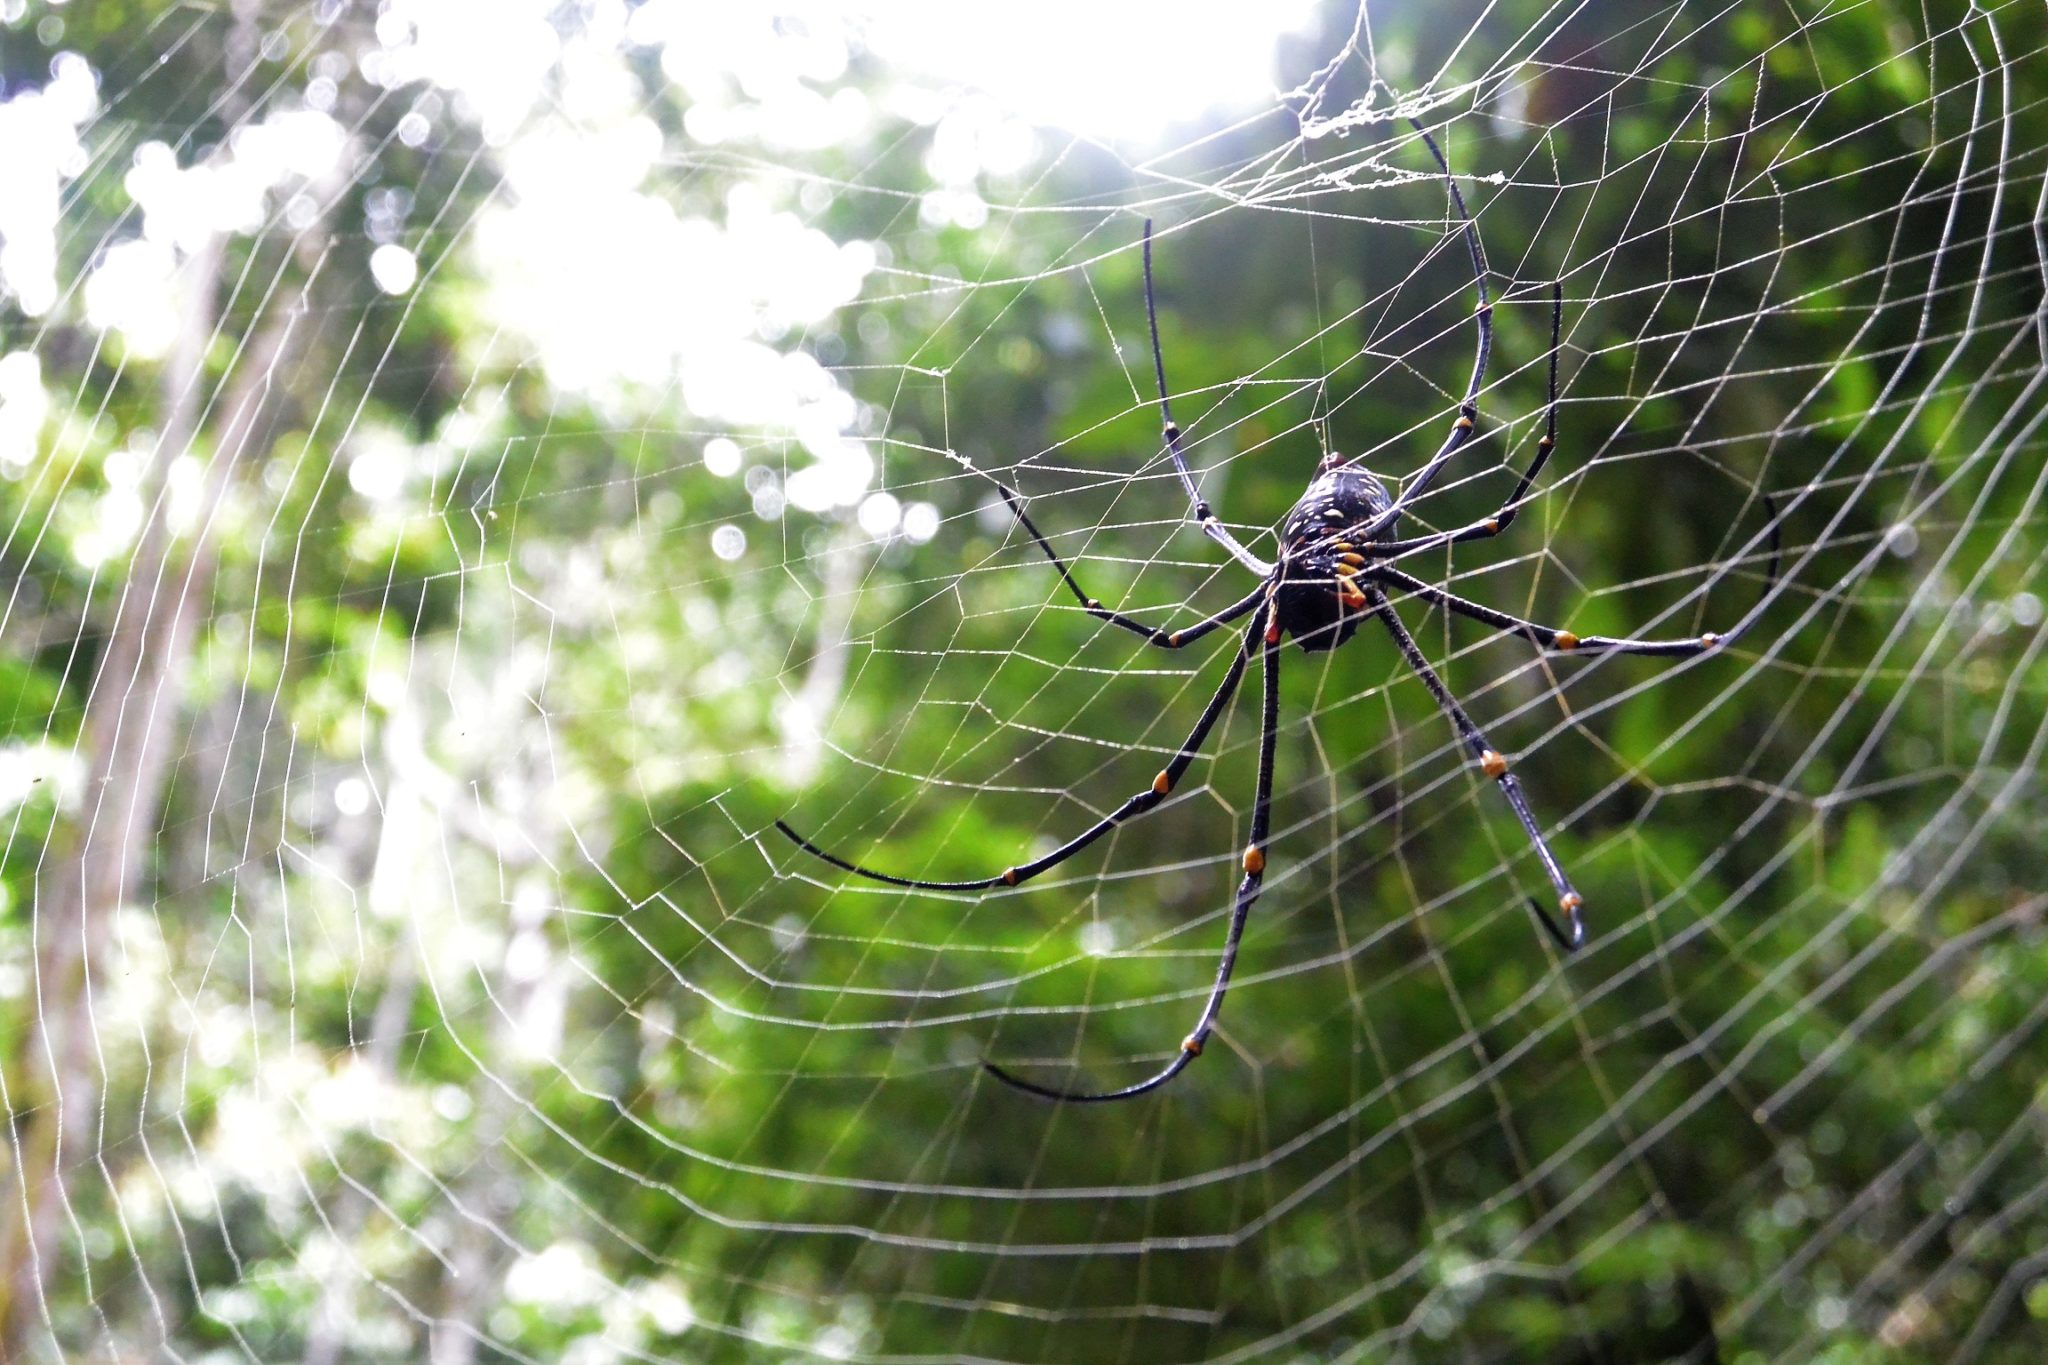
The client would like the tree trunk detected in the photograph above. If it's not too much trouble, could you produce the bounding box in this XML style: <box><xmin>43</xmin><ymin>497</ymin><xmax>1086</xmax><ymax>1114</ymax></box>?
<box><xmin>0</xmin><ymin>232</ymin><xmax>315</xmax><ymax>1357</ymax></box>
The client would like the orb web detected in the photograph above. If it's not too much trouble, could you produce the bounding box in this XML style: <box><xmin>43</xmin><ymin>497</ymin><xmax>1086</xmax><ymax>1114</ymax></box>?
<box><xmin>1</xmin><ymin>2</ymin><xmax>2044</xmax><ymax>1361</ymax></box>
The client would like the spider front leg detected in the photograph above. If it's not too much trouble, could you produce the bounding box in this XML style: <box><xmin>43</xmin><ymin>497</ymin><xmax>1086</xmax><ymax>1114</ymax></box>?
<box><xmin>1369</xmin><ymin>586</ymin><xmax>1585</xmax><ymax>952</ymax></box>
<box><xmin>1375</xmin><ymin>492</ymin><xmax>1782</xmax><ymax>658</ymax></box>
<box><xmin>1351</xmin><ymin>120</ymin><xmax>1495</xmax><ymax>544</ymax></box>
<box><xmin>1373</xmin><ymin>282</ymin><xmax>1564</xmax><ymax>560</ymax></box>
<box><xmin>985</xmin><ymin>597</ymin><xmax>1284</xmax><ymax>1101</ymax></box>
<box><xmin>998</xmin><ymin>483</ymin><xmax>1266</xmax><ymax>649</ymax></box>
<box><xmin>776</xmin><ymin>602</ymin><xmax>1266</xmax><ymax>892</ymax></box>
<box><xmin>1141</xmin><ymin>221</ymin><xmax>1276</xmax><ymax>577</ymax></box>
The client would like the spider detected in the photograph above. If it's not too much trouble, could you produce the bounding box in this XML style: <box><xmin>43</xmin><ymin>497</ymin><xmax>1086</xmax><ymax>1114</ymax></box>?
<box><xmin>777</xmin><ymin>120</ymin><xmax>1781</xmax><ymax>1103</ymax></box>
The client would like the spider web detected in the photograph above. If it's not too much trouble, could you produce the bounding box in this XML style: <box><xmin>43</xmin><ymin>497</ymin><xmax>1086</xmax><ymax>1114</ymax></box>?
<box><xmin>2</xmin><ymin>0</ymin><xmax>2045</xmax><ymax>1360</ymax></box>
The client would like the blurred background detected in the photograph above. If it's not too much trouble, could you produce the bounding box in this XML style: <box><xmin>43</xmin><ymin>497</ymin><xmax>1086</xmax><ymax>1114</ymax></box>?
<box><xmin>1</xmin><ymin>1</ymin><xmax>2045</xmax><ymax>1360</ymax></box>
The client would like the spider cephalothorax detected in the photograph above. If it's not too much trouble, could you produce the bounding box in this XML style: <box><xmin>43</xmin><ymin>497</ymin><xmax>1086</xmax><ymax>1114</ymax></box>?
<box><xmin>777</xmin><ymin>118</ymin><xmax>1782</xmax><ymax>1104</ymax></box>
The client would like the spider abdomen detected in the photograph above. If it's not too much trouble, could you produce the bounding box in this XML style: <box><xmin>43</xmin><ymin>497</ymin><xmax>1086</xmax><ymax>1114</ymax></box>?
<box><xmin>1281</xmin><ymin>465</ymin><xmax>1396</xmax><ymax>548</ymax></box>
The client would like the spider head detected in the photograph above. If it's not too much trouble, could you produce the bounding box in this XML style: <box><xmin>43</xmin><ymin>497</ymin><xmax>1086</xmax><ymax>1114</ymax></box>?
<box><xmin>1275</xmin><ymin>562</ymin><xmax>1369</xmax><ymax>653</ymax></box>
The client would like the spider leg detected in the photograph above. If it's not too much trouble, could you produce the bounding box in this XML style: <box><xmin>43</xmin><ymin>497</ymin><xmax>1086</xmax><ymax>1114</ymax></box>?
<box><xmin>997</xmin><ymin>483</ymin><xmax>1266</xmax><ymax>649</ymax></box>
<box><xmin>1142</xmin><ymin>221</ymin><xmax>1276</xmax><ymax>577</ymax></box>
<box><xmin>1372</xmin><ymin>282</ymin><xmax>1563</xmax><ymax>559</ymax></box>
<box><xmin>1373</xmin><ymin>492</ymin><xmax>1782</xmax><ymax>658</ymax></box>
<box><xmin>985</xmin><ymin>596</ymin><xmax>1283</xmax><ymax>1101</ymax></box>
<box><xmin>1369</xmin><ymin>586</ymin><xmax>1585</xmax><ymax>952</ymax></box>
<box><xmin>776</xmin><ymin>602</ymin><xmax>1268</xmax><ymax>892</ymax></box>
<box><xmin>1353</xmin><ymin>119</ymin><xmax>1494</xmax><ymax>544</ymax></box>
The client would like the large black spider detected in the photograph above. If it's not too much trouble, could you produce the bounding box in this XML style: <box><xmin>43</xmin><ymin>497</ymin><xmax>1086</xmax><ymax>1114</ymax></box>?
<box><xmin>778</xmin><ymin>120</ymin><xmax>1781</xmax><ymax>1103</ymax></box>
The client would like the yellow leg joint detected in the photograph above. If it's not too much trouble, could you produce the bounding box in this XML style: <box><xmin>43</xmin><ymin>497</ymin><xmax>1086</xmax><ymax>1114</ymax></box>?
<box><xmin>1701</xmin><ymin>632</ymin><xmax>1722</xmax><ymax>648</ymax></box>
<box><xmin>1242</xmin><ymin>845</ymin><xmax>1265</xmax><ymax>876</ymax></box>
<box><xmin>1481</xmin><ymin>749</ymin><xmax>1509</xmax><ymax>780</ymax></box>
<box><xmin>1560</xmin><ymin>891</ymin><xmax>1584</xmax><ymax>917</ymax></box>
<box><xmin>1553</xmin><ymin>630</ymin><xmax>1579</xmax><ymax>651</ymax></box>
<box><xmin>1152</xmin><ymin>770</ymin><xmax>1172</xmax><ymax>796</ymax></box>
<box><xmin>1454</xmin><ymin>415</ymin><xmax>1475</xmax><ymax>431</ymax></box>
<box><xmin>1002</xmin><ymin>868</ymin><xmax>1019</xmax><ymax>887</ymax></box>
<box><xmin>1181</xmin><ymin>1035</ymin><xmax>1204</xmax><ymax>1056</ymax></box>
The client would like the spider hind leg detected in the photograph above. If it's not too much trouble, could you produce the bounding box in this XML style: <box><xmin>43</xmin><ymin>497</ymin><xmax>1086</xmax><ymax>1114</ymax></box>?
<box><xmin>1369</xmin><ymin>586</ymin><xmax>1591</xmax><ymax>953</ymax></box>
<box><xmin>982</xmin><ymin>601</ymin><xmax>1286</xmax><ymax>1103</ymax></box>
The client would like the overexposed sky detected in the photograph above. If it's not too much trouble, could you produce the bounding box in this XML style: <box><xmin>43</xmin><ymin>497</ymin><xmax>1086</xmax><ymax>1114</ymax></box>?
<box><xmin>858</xmin><ymin>0</ymin><xmax>1324</xmax><ymax>140</ymax></box>
<box><xmin>0</xmin><ymin>0</ymin><xmax>1323</xmax><ymax>553</ymax></box>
